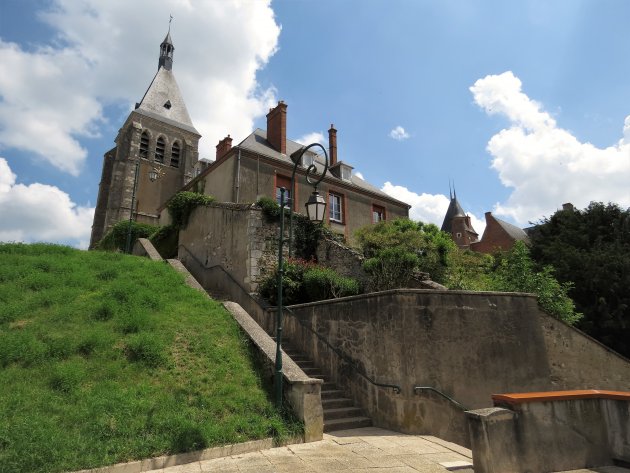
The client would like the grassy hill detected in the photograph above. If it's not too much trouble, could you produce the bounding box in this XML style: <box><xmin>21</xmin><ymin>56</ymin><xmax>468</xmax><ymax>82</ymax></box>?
<box><xmin>0</xmin><ymin>243</ymin><xmax>298</xmax><ymax>473</ymax></box>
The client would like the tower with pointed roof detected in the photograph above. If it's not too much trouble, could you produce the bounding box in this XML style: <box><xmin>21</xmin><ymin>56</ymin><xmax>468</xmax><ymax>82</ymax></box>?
<box><xmin>90</xmin><ymin>27</ymin><xmax>201</xmax><ymax>248</ymax></box>
<box><xmin>440</xmin><ymin>187</ymin><xmax>479</xmax><ymax>249</ymax></box>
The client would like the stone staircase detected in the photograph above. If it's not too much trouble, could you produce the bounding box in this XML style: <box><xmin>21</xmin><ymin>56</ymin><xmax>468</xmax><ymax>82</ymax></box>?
<box><xmin>280</xmin><ymin>339</ymin><xmax>372</xmax><ymax>432</ymax></box>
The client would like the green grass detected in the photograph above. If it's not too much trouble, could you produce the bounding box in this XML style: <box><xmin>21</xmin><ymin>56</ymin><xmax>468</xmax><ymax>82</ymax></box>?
<box><xmin>0</xmin><ymin>243</ymin><xmax>300</xmax><ymax>473</ymax></box>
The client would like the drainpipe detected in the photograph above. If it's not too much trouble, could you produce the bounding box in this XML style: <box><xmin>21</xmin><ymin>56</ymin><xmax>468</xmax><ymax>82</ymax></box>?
<box><xmin>235</xmin><ymin>147</ymin><xmax>241</xmax><ymax>203</ymax></box>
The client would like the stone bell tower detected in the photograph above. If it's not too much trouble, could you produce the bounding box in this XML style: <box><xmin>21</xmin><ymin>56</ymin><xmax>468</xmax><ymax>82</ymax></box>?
<box><xmin>90</xmin><ymin>26</ymin><xmax>201</xmax><ymax>248</ymax></box>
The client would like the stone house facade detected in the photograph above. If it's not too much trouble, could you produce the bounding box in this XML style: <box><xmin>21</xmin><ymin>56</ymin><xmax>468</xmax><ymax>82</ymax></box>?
<box><xmin>91</xmin><ymin>33</ymin><xmax>410</xmax><ymax>249</ymax></box>
<box><xmin>179</xmin><ymin>101</ymin><xmax>410</xmax><ymax>244</ymax></box>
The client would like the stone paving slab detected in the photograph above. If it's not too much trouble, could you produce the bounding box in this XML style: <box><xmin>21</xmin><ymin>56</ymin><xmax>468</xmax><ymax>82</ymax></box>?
<box><xmin>146</xmin><ymin>427</ymin><xmax>472</xmax><ymax>473</ymax></box>
<box><xmin>555</xmin><ymin>467</ymin><xmax>630</xmax><ymax>473</ymax></box>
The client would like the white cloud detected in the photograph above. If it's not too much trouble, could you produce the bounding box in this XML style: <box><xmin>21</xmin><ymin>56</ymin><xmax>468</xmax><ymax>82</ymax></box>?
<box><xmin>389</xmin><ymin>126</ymin><xmax>410</xmax><ymax>141</ymax></box>
<box><xmin>381</xmin><ymin>182</ymin><xmax>486</xmax><ymax>235</ymax></box>
<box><xmin>471</xmin><ymin>71</ymin><xmax>630</xmax><ymax>225</ymax></box>
<box><xmin>0</xmin><ymin>158</ymin><xmax>94</xmax><ymax>247</ymax></box>
<box><xmin>0</xmin><ymin>0</ymin><xmax>281</xmax><ymax>173</ymax></box>
<box><xmin>354</xmin><ymin>171</ymin><xmax>364</xmax><ymax>180</ymax></box>
<box><xmin>296</xmin><ymin>132</ymin><xmax>326</xmax><ymax>146</ymax></box>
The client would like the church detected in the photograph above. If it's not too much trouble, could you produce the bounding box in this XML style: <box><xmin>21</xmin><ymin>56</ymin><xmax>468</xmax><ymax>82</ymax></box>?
<box><xmin>90</xmin><ymin>31</ymin><xmax>410</xmax><ymax>248</ymax></box>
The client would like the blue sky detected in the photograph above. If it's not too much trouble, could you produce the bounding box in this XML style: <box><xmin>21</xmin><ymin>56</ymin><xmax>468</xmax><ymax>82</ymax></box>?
<box><xmin>1</xmin><ymin>0</ymin><xmax>629</xmax><ymax>247</ymax></box>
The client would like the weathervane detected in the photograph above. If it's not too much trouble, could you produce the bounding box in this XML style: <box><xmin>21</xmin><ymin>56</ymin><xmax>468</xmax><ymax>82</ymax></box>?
<box><xmin>168</xmin><ymin>14</ymin><xmax>173</xmax><ymax>32</ymax></box>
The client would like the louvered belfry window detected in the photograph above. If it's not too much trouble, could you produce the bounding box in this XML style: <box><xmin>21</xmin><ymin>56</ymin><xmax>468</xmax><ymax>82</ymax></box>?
<box><xmin>139</xmin><ymin>131</ymin><xmax>149</xmax><ymax>159</ymax></box>
<box><xmin>170</xmin><ymin>142</ymin><xmax>180</xmax><ymax>168</ymax></box>
<box><xmin>155</xmin><ymin>137</ymin><xmax>165</xmax><ymax>163</ymax></box>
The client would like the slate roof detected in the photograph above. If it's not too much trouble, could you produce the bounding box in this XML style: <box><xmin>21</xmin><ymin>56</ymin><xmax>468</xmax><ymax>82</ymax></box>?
<box><xmin>236</xmin><ymin>129</ymin><xmax>410</xmax><ymax>207</ymax></box>
<box><xmin>440</xmin><ymin>196</ymin><xmax>467</xmax><ymax>233</ymax></box>
<box><xmin>136</xmin><ymin>67</ymin><xmax>199</xmax><ymax>135</ymax></box>
<box><xmin>493</xmin><ymin>215</ymin><xmax>530</xmax><ymax>242</ymax></box>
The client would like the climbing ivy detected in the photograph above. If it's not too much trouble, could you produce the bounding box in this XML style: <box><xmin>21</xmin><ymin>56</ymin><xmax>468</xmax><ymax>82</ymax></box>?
<box><xmin>167</xmin><ymin>191</ymin><xmax>215</xmax><ymax>229</ymax></box>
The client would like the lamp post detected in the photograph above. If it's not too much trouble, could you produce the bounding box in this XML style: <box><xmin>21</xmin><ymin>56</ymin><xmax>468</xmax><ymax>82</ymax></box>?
<box><xmin>275</xmin><ymin>143</ymin><xmax>329</xmax><ymax>408</ymax></box>
<box><xmin>124</xmin><ymin>160</ymin><xmax>164</xmax><ymax>254</ymax></box>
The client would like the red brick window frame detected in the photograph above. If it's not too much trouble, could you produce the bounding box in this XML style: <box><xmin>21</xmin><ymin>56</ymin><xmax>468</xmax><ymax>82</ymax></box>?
<box><xmin>328</xmin><ymin>191</ymin><xmax>345</xmax><ymax>224</ymax></box>
<box><xmin>372</xmin><ymin>204</ymin><xmax>386</xmax><ymax>223</ymax></box>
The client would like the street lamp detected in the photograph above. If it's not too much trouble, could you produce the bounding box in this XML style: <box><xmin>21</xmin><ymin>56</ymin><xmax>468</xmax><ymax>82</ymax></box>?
<box><xmin>124</xmin><ymin>161</ymin><xmax>164</xmax><ymax>254</ymax></box>
<box><xmin>275</xmin><ymin>142</ymin><xmax>329</xmax><ymax>408</ymax></box>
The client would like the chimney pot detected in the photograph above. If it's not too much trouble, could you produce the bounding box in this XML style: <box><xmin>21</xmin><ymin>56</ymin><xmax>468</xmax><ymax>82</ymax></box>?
<box><xmin>216</xmin><ymin>135</ymin><xmax>233</xmax><ymax>160</ymax></box>
<box><xmin>328</xmin><ymin>124</ymin><xmax>338</xmax><ymax>166</ymax></box>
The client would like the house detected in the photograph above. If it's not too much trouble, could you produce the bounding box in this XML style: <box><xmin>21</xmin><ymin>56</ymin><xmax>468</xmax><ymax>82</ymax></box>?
<box><xmin>180</xmin><ymin>101</ymin><xmax>410</xmax><ymax>242</ymax></box>
<box><xmin>440</xmin><ymin>191</ymin><xmax>529</xmax><ymax>253</ymax></box>
<box><xmin>440</xmin><ymin>191</ymin><xmax>479</xmax><ymax>249</ymax></box>
<box><xmin>470</xmin><ymin>212</ymin><xmax>529</xmax><ymax>254</ymax></box>
<box><xmin>90</xmin><ymin>31</ymin><xmax>410</xmax><ymax>249</ymax></box>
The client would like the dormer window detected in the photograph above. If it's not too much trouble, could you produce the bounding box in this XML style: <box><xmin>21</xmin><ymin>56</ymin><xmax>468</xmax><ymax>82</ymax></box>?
<box><xmin>341</xmin><ymin>166</ymin><xmax>352</xmax><ymax>181</ymax></box>
<box><xmin>139</xmin><ymin>131</ymin><xmax>149</xmax><ymax>159</ymax></box>
<box><xmin>155</xmin><ymin>136</ymin><xmax>165</xmax><ymax>163</ymax></box>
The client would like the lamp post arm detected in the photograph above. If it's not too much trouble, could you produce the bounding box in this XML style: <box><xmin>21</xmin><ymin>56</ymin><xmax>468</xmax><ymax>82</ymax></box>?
<box><xmin>287</xmin><ymin>143</ymin><xmax>329</xmax><ymax>258</ymax></box>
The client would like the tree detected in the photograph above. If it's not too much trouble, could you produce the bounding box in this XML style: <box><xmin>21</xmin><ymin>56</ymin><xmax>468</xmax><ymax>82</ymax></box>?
<box><xmin>528</xmin><ymin>202</ymin><xmax>630</xmax><ymax>357</ymax></box>
<box><xmin>489</xmin><ymin>241</ymin><xmax>581</xmax><ymax>325</ymax></box>
<box><xmin>355</xmin><ymin>218</ymin><xmax>456</xmax><ymax>289</ymax></box>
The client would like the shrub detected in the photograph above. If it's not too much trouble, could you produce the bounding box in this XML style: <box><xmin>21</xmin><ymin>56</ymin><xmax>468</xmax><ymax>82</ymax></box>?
<box><xmin>149</xmin><ymin>224</ymin><xmax>179</xmax><ymax>259</ymax></box>
<box><xmin>259</xmin><ymin>259</ymin><xmax>359</xmax><ymax>305</ymax></box>
<box><xmin>256</xmin><ymin>196</ymin><xmax>281</xmax><ymax>222</ymax></box>
<box><xmin>167</xmin><ymin>191</ymin><xmax>215</xmax><ymax>228</ymax></box>
<box><xmin>303</xmin><ymin>267</ymin><xmax>360</xmax><ymax>301</ymax></box>
<box><xmin>96</xmin><ymin>220</ymin><xmax>159</xmax><ymax>252</ymax></box>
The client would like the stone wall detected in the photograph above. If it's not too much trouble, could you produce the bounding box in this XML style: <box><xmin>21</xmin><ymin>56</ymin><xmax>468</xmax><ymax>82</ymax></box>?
<box><xmin>265</xmin><ymin>289</ymin><xmax>630</xmax><ymax>447</ymax></box>
<box><xmin>467</xmin><ymin>392</ymin><xmax>630</xmax><ymax>472</ymax></box>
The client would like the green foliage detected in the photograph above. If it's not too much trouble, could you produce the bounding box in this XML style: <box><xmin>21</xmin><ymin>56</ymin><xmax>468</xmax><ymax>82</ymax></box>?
<box><xmin>445</xmin><ymin>249</ymin><xmax>495</xmax><ymax>291</ymax></box>
<box><xmin>149</xmin><ymin>224</ymin><xmax>179</xmax><ymax>259</ymax></box>
<box><xmin>256</xmin><ymin>196</ymin><xmax>281</xmax><ymax>222</ymax></box>
<box><xmin>0</xmin><ymin>243</ymin><xmax>301</xmax><ymax>473</ymax></box>
<box><xmin>259</xmin><ymin>258</ymin><xmax>359</xmax><ymax>305</ymax></box>
<box><xmin>488</xmin><ymin>241</ymin><xmax>582</xmax><ymax>325</ymax></box>
<box><xmin>95</xmin><ymin>220</ymin><xmax>159</xmax><ymax>252</ymax></box>
<box><xmin>356</xmin><ymin>218</ymin><xmax>456</xmax><ymax>289</ymax></box>
<box><xmin>529</xmin><ymin>202</ymin><xmax>630</xmax><ymax>356</ymax></box>
<box><xmin>303</xmin><ymin>266</ymin><xmax>360</xmax><ymax>301</ymax></box>
<box><xmin>167</xmin><ymin>191</ymin><xmax>215</xmax><ymax>228</ymax></box>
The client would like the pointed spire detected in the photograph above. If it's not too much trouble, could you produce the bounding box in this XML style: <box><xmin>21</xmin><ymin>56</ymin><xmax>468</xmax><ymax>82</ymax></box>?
<box><xmin>158</xmin><ymin>16</ymin><xmax>175</xmax><ymax>71</ymax></box>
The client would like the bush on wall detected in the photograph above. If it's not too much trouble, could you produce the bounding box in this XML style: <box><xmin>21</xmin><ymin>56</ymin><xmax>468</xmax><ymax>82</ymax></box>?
<box><xmin>95</xmin><ymin>220</ymin><xmax>159</xmax><ymax>253</ymax></box>
<box><xmin>148</xmin><ymin>224</ymin><xmax>179</xmax><ymax>259</ymax></box>
<box><xmin>258</xmin><ymin>258</ymin><xmax>360</xmax><ymax>305</ymax></box>
<box><xmin>167</xmin><ymin>191</ymin><xmax>216</xmax><ymax>228</ymax></box>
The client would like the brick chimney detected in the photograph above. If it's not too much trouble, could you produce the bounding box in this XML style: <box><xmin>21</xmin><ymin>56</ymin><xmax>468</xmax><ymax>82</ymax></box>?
<box><xmin>328</xmin><ymin>124</ymin><xmax>337</xmax><ymax>166</ymax></box>
<box><xmin>216</xmin><ymin>135</ymin><xmax>232</xmax><ymax>160</ymax></box>
<box><xmin>562</xmin><ymin>202</ymin><xmax>574</xmax><ymax>212</ymax></box>
<box><xmin>266</xmin><ymin>101</ymin><xmax>287</xmax><ymax>154</ymax></box>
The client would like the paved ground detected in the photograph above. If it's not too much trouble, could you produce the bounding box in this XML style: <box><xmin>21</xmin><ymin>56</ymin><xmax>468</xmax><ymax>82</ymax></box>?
<box><xmin>147</xmin><ymin>427</ymin><xmax>474</xmax><ymax>472</ymax></box>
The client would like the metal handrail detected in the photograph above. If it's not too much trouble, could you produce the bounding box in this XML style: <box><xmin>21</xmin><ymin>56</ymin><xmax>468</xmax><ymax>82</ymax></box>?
<box><xmin>284</xmin><ymin>306</ymin><xmax>401</xmax><ymax>394</ymax></box>
<box><xmin>177</xmin><ymin>244</ymin><xmax>401</xmax><ymax>394</ymax></box>
<box><xmin>413</xmin><ymin>386</ymin><xmax>468</xmax><ymax>411</ymax></box>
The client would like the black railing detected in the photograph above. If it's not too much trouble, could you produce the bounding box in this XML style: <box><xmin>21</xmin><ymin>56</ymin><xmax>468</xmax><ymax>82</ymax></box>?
<box><xmin>413</xmin><ymin>386</ymin><xmax>468</xmax><ymax>411</ymax></box>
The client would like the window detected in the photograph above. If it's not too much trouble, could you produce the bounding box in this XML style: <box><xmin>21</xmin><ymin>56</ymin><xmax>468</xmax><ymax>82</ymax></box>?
<box><xmin>139</xmin><ymin>131</ymin><xmax>149</xmax><ymax>159</ymax></box>
<box><xmin>170</xmin><ymin>142</ymin><xmax>180</xmax><ymax>168</ymax></box>
<box><xmin>155</xmin><ymin>136</ymin><xmax>165</xmax><ymax>163</ymax></box>
<box><xmin>341</xmin><ymin>166</ymin><xmax>352</xmax><ymax>181</ymax></box>
<box><xmin>302</xmin><ymin>153</ymin><xmax>314</xmax><ymax>168</ymax></box>
<box><xmin>329</xmin><ymin>192</ymin><xmax>343</xmax><ymax>223</ymax></box>
<box><xmin>372</xmin><ymin>205</ymin><xmax>385</xmax><ymax>223</ymax></box>
<box><xmin>275</xmin><ymin>174</ymin><xmax>291</xmax><ymax>206</ymax></box>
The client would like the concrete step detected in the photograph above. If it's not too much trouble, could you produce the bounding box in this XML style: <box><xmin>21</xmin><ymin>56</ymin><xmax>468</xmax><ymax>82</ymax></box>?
<box><xmin>321</xmin><ymin>382</ymin><xmax>338</xmax><ymax>391</ymax></box>
<box><xmin>321</xmin><ymin>389</ymin><xmax>346</xmax><ymax>400</ymax></box>
<box><xmin>324</xmin><ymin>416</ymin><xmax>372</xmax><ymax>432</ymax></box>
<box><xmin>324</xmin><ymin>406</ymin><xmax>365</xmax><ymax>420</ymax></box>
<box><xmin>293</xmin><ymin>360</ymin><xmax>315</xmax><ymax>368</ymax></box>
<box><xmin>322</xmin><ymin>397</ymin><xmax>354</xmax><ymax>409</ymax></box>
<box><xmin>300</xmin><ymin>367</ymin><xmax>324</xmax><ymax>376</ymax></box>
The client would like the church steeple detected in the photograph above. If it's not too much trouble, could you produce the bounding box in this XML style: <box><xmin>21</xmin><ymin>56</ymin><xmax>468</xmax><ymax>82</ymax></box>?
<box><xmin>158</xmin><ymin>18</ymin><xmax>174</xmax><ymax>71</ymax></box>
